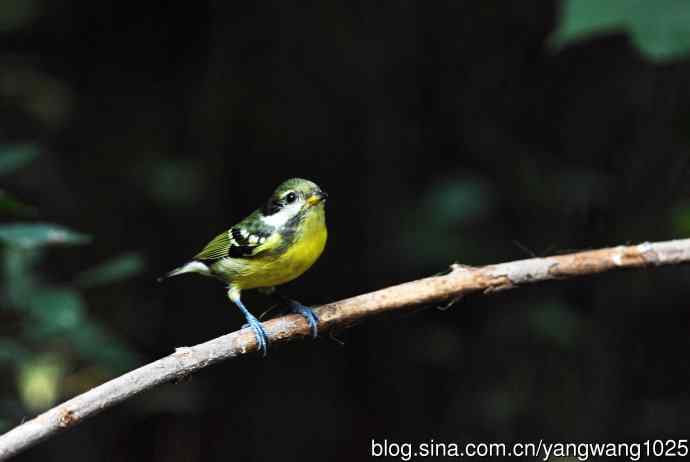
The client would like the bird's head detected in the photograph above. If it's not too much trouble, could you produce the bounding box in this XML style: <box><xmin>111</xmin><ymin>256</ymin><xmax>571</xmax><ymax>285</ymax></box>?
<box><xmin>261</xmin><ymin>178</ymin><xmax>328</xmax><ymax>223</ymax></box>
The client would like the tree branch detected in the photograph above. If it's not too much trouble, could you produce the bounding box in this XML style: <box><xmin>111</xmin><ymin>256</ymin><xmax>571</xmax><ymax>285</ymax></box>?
<box><xmin>1</xmin><ymin>238</ymin><xmax>689</xmax><ymax>459</ymax></box>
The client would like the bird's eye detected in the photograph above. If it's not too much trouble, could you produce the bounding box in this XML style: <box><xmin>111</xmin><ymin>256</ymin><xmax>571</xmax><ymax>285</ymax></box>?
<box><xmin>285</xmin><ymin>192</ymin><xmax>297</xmax><ymax>203</ymax></box>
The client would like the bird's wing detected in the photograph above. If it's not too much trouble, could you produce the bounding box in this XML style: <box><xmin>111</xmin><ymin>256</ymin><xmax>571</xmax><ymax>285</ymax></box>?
<box><xmin>194</xmin><ymin>213</ymin><xmax>277</xmax><ymax>261</ymax></box>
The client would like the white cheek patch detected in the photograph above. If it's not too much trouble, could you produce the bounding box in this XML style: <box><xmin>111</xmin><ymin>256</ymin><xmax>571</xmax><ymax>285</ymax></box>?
<box><xmin>261</xmin><ymin>201</ymin><xmax>302</xmax><ymax>227</ymax></box>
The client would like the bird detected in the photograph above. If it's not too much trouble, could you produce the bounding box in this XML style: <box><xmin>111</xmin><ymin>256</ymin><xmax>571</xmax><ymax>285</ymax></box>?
<box><xmin>159</xmin><ymin>178</ymin><xmax>328</xmax><ymax>356</ymax></box>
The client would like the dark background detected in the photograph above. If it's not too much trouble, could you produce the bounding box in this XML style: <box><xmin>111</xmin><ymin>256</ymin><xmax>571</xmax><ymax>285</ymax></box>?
<box><xmin>2</xmin><ymin>1</ymin><xmax>690</xmax><ymax>461</ymax></box>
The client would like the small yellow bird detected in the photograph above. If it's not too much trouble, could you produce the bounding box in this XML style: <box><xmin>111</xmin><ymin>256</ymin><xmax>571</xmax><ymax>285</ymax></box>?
<box><xmin>160</xmin><ymin>178</ymin><xmax>328</xmax><ymax>356</ymax></box>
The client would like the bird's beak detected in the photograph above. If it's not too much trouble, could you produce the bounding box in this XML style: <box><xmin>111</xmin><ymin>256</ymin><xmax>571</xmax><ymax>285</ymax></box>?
<box><xmin>307</xmin><ymin>190</ymin><xmax>328</xmax><ymax>206</ymax></box>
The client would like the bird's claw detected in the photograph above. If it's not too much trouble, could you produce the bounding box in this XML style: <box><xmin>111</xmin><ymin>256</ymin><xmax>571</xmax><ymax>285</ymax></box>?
<box><xmin>242</xmin><ymin>316</ymin><xmax>269</xmax><ymax>356</ymax></box>
<box><xmin>286</xmin><ymin>301</ymin><xmax>319</xmax><ymax>338</ymax></box>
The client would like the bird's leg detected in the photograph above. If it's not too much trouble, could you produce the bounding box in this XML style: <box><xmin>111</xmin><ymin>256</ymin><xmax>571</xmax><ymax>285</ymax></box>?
<box><xmin>227</xmin><ymin>287</ymin><xmax>269</xmax><ymax>357</ymax></box>
<box><xmin>266</xmin><ymin>290</ymin><xmax>320</xmax><ymax>339</ymax></box>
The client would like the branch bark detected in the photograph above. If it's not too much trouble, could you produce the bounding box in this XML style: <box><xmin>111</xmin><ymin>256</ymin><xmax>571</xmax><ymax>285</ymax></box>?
<box><xmin>1</xmin><ymin>238</ymin><xmax>690</xmax><ymax>459</ymax></box>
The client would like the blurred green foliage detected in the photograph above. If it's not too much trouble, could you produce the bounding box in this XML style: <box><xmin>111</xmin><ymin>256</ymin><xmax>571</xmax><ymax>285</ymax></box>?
<box><xmin>671</xmin><ymin>202</ymin><xmax>690</xmax><ymax>236</ymax></box>
<box><xmin>0</xmin><ymin>149</ymin><xmax>141</xmax><ymax>426</ymax></box>
<box><xmin>139</xmin><ymin>158</ymin><xmax>206</xmax><ymax>208</ymax></box>
<box><xmin>0</xmin><ymin>224</ymin><xmax>90</xmax><ymax>248</ymax></box>
<box><xmin>0</xmin><ymin>145</ymin><xmax>39</xmax><ymax>217</ymax></box>
<box><xmin>0</xmin><ymin>0</ymin><xmax>42</xmax><ymax>33</ymax></box>
<box><xmin>0</xmin><ymin>144</ymin><xmax>39</xmax><ymax>176</ymax></box>
<box><xmin>423</xmin><ymin>176</ymin><xmax>494</xmax><ymax>226</ymax></box>
<box><xmin>17</xmin><ymin>354</ymin><xmax>65</xmax><ymax>412</ymax></box>
<box><xmin>0</xmin><ymin>65</ymin><xmax>73</xmax><ymax>129</ymax></box>
<box><xmin>75</xmin><ymin>253</ymin><xmax>146</xmax><ymax>288</ymax></box>
<box><xmin>0</xmin><ymin>190</ymin><xmax>34</xmax><ymax>217</ymax></box>
<box><xmin>527</xmin><ymin>300</ymin><xmax>583</xmax><ymax>349</ymax></box>
<box><xmin>553</xmin><ymin>0</ymin><xmax>690</xmax><ymax>61</ymax></box>
<box><xmin>398</xmin><ymin>175</ymin><xmax>496</xmax><ymax>267</ymax></box>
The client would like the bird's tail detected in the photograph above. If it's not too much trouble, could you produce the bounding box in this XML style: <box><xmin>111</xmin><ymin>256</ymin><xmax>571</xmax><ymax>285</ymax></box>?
<box><xmin>157</xmin><ymin>261</ymin><xmax>210</xmax><ymax>282</ymax></box>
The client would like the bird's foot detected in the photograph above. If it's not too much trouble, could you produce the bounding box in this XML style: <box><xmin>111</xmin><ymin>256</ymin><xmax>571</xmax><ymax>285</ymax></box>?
<box><xmin>241</xmin><ymin>313</ymin><xmax>269</xmax><ymax>357</ymax></box>
<box><xmin>285</xmin><ymin>300</ymin><xmax>319</xmax><ymax>338</ymax></box>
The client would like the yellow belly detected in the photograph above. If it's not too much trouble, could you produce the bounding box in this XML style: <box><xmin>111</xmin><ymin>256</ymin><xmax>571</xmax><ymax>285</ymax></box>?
<box><xmin>227</xmin><ymin>210</ymin><xmax>327</xmax><ymax>290</ymax></box>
